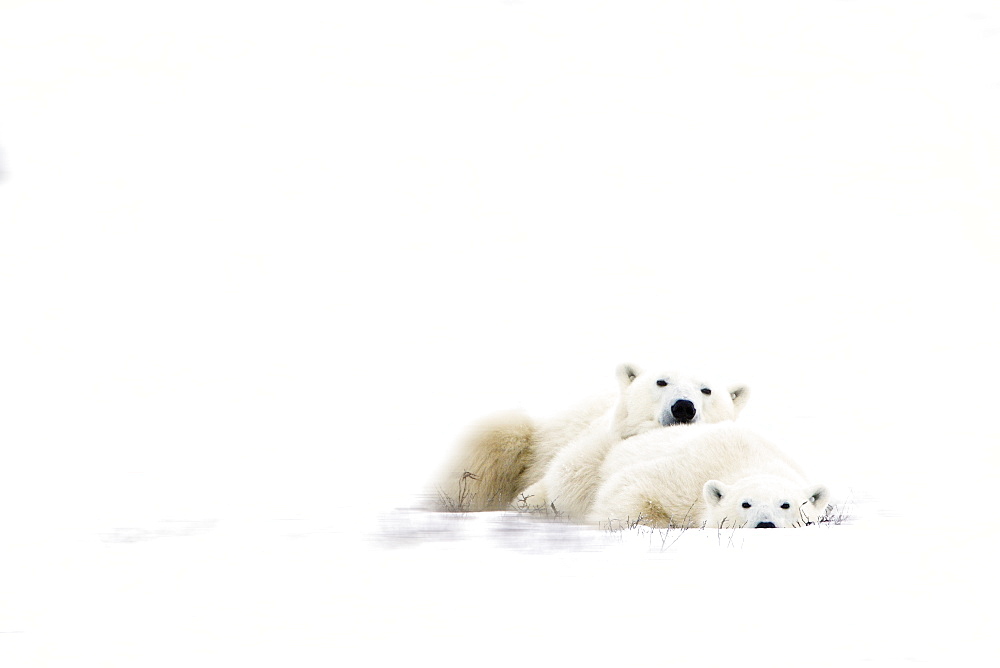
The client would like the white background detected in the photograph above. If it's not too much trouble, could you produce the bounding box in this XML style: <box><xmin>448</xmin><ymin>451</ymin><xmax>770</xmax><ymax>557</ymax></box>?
<box><xmin>1</xmin><ymin>1</ymin><xmax>998</xmax><ymax>666</ymax></box>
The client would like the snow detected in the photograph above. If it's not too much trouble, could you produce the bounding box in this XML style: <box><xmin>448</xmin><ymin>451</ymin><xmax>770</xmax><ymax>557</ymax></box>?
<box><xmin>0</xmin><ymin>1</ymin><xmax>998</xmax><ymax>665</ymax></box>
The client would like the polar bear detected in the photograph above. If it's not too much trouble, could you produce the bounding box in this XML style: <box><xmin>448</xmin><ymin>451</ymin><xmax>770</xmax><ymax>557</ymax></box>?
<box><xmin>518</xmin><ymin>366</ymin><xmax>751</xmax><ymax>515</ymax></box>
<box><xmin>589</xmin><ymin>423</ymin><xmax>828</xmax><ymax>529</ymax></box>
<box><xmin>433</xmin><ymin>364</ymin><xmax>749</xmax><ymax>512</ymax></box>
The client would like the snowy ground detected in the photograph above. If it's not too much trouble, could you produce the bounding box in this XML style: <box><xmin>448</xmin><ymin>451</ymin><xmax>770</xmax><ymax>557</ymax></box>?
<box><xmin>0</xmin><ymin>507</ymin><xmax>994</xmax><ymax>666</ymax></box>
<box><xmin>1</xmin><ymin>1</ymin><xmax>998</xmax><ymax>666</ymax></box>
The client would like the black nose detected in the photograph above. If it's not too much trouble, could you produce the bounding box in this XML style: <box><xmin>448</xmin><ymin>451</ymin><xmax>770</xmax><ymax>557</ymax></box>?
<box><xmin>671</xmin><ymin>399</ymin><xmax>696</xmax><ymax>423</ymax></box>
<box><xmin>756</xmin><ymin>522</ymin><xmax>776</xmax><ymax>529</ymax></box>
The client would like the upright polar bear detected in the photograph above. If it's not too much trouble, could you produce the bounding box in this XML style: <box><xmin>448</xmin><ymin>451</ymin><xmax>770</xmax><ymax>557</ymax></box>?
<box><xmin>589</xmin><ymin>423</ymin><xmax>829</xmax><ymax>529</ymax></box>
<box><xmin>433</xmin><ymin>363</ymin><xmax>749</xmax><ymax>512</ymax></box>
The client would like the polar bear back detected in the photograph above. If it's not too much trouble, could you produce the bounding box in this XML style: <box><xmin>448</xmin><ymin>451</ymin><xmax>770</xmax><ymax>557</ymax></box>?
<box><xmin>590</xmin><ymin>423</ymin><xmax>810</xmax><ymax>527</ymax></box>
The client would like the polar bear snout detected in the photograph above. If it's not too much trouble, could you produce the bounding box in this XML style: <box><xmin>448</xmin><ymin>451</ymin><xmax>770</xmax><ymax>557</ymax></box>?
<box><xmin>668</xmin><ymin>399</ymin><xmax>697</xmax><ymax>424</ymax></box>
<box><xmin>658</xmin><ymin>399</ymin><xmax>698</xmax><ymax>425</ymax></box>
<box><xmin>756</xmin><ymin>521</ymin><xmax>777</xmax><ymax>528</ymax></box>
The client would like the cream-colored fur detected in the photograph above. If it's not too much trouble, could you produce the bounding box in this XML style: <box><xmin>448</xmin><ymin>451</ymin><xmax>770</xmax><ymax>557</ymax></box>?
<box><xmin>589</xmin><ymin>423</ymin><xmax>828</xmax><ymax>529</ymax></box>
<box><xmin>520</xmin><ymin>366</ymin><xmax>750</xmax><ymax>516</ymax></box>
<box><xmin>433</xmin><ymin>397</ymin><xmax>610</xmax><ymax>511</ymax></box>
<box><xmin>433</xmin><ymin>364</ymin><xmax>749</xmax><ymax>512</ymax></box>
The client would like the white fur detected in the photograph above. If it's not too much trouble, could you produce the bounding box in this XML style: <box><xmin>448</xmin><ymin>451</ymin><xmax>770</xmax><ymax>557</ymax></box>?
<box><xmin>433</xmin><ymin>363</ymin><xmax>748</xmax><ymax>512</ymax></box>
<box><xmin>518</xmin><ymin>365</ymin><xmax>749</xmax><ymax>515</ymax></box>
<box><xmin>589</xmin><ymin>423</ymin><xmax>828</xmax><ymax>529</ymax></box>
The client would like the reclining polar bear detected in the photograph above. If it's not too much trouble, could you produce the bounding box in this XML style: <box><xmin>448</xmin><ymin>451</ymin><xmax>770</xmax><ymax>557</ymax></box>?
<box><xmin>434</xmin><ymin>364</ymin><xmax>750</xmax><ymax>512</ymax></box>
<box><xmin>589</xmin><ymin>422</ymin><xmax>829</xmax><ymax>529</ymax></box>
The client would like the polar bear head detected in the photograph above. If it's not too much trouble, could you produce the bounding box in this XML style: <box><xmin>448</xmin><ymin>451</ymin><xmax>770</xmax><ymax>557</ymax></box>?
<box><xmin>613</xmin><ymin>363</ymin><xmax>750</xmax><ymax>439</ymax></box>
<box><xmin>702</xmin><ymin>475</ymin><xmax>829</xmax><ymax>529</ymax></box>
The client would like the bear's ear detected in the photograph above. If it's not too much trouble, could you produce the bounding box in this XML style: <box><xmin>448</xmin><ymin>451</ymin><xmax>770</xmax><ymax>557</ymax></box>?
<box><xmin>613</xmin><ymin>364</ymin><xmax>640</xmax><ymax>435</ymax></box>
<box><xmin>806</xmin><ymin>485</ymin><xmax>829</xmax><ymax>509</ymax></box>
<box><xmin>728</xmin><ymin>384</ymin><xmax>750</xmax><ymax>416</ymax></box>
<box><xmin>703</xmin><ymin>480</ymin><xmax>728</xmax><ymax>506</ymax></box>
<box><xmin>616</xmin><ymin>363</ymin><xmax>641</xmax><ymax>389</ymax></box>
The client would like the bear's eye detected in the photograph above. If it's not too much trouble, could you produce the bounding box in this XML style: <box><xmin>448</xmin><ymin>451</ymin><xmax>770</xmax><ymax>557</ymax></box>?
<box><xmin>656</xmin><ymin>380</ymin><xmax>668</xmax><ymax>387</ymax></box>
<box><xmin>780</xmin><ymin>502</ymin><xmax>791</xmax><ymax>510</ymax></box>
<box><xmin>741</xmin><ymin>502</ymin><xmax>751</xmax><ymax>509</ymax></box>
<box><xmin>701</xmin><ymin>388</ymin><xmax>712</xmax><ymax>395</ymax></box>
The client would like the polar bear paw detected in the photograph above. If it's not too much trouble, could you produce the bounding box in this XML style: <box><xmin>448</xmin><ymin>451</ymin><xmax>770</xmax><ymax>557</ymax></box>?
<box><xmin>511</xmin><ymin>482</ymin><xmax>558</xmax><ymax>514</ymax></box>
